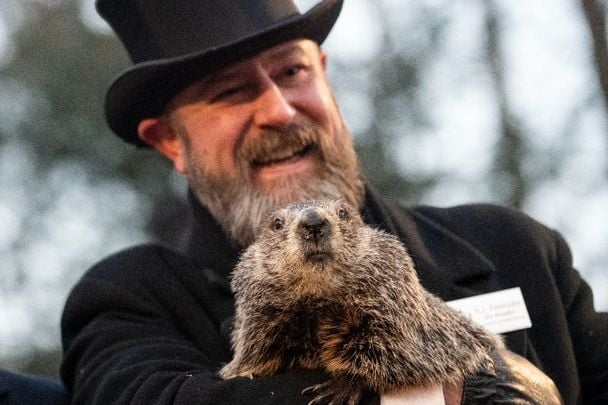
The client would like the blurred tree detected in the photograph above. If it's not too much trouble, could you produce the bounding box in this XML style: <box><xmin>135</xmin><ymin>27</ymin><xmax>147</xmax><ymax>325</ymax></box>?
<box><xmin>580</xmin><ymin>0</ymin><xmax>608</xmax><ymax>106</ymax></box>
<box><xmin>342</xmin><ymin>1</ymin><xmax>446</xmax><ymax>203</ymax></box>
<box><xmin>3</xmin><ymin>1</ymin><xmax>172</xmax><ymax>193</ymax></box>
<box><xmin>1</xmin><ymin>0</ymin><xmax>188</xmax><ymax>243</ymax></box>
<box><xmin>483</xmin><ymin>0</ymin><xmax>529</xmax><ymax>208</ymax></box>
<box><xmin>21</xmin><ymin>349</ymin><xmax>63</xmax><ymax>378</ymax></box>
<box><xmin>579</xmin><ymin>0</ymin><xmax>608</xmax><ymax>160</ymax></box>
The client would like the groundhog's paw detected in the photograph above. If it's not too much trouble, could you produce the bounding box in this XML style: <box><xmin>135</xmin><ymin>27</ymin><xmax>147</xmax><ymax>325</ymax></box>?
<box><xmin>218</xmin><ymin>362</ymin><xmax>253</xmax><ymax>380</ymax></box>
<box><xmin>302</xmin><ymin>375</ymin><xmax>366</xmax><ymax>405</ymax></box>
<box><xmin>218</xmin><ymin>364</ymin><xmax>232</xmax><ymax>379</ymax></box>
<box><xmin>219</xmin><ymin>369</ymin><xmax>254</xmax><ymax>380</ymax></box>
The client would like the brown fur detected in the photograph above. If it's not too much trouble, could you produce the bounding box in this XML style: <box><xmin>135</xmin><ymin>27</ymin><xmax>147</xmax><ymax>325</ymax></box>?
<box><xmin>220</xmin><ymin>199</ymin><xmax>503</xmax><ymax>403</ymax></box>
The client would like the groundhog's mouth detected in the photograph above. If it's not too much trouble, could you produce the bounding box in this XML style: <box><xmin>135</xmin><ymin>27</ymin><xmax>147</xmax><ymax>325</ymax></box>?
<box><xmin>304</xmin><ymin>251</ymin><xmax>331</xmax><ymax>264</ymax></box>
<box><xmin>251</xmin><ymin>144</ymin><xmax>315</xmax><ymax>168</ymax></box>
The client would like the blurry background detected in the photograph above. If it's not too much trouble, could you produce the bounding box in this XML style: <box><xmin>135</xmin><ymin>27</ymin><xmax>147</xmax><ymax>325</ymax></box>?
<box><xmin>1</xmin><ymin>0</ymin><xmax>607</xmax><ymax>378</ymax></box>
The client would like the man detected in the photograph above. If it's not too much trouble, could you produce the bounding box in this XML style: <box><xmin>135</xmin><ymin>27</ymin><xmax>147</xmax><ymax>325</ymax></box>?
<box><xmin>61</xmin><ymin>0</ymin><xmax>606</xmax><ymax>403</ymax></box>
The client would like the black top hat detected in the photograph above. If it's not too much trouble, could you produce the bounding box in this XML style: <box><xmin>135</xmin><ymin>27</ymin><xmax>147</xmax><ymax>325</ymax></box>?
<box><xmin>96</xmin><ymin>0</ymin><xmax>344</xmax><ymax>146</ymax></box>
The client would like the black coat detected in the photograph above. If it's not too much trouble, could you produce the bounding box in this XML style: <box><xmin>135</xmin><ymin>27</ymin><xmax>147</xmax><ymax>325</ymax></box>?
<box><xmin>60</xmin><ymin>187</ymin><xmax>608</xmax><ymax>404</ymax></box>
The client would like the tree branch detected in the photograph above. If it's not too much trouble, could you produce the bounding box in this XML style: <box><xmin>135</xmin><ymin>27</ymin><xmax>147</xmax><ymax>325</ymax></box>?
<box><xmin>580</xmin><ymin>0</ymin><xmax>608</xmax><ymax>110</ymax></box>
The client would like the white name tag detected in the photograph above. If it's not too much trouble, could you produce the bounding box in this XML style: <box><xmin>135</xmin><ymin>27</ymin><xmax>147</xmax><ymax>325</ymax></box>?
<box><xmin>447</xmin><ymin>287</ymin><xmax>532</xmax><ymax>334</ymax></box>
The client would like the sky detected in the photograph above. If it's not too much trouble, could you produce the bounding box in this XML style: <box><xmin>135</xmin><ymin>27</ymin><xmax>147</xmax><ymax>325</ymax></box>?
<box><xmin>0</xmin><ymin>0</ymin><xmax>607</xmax><ymax>369</ymax></box>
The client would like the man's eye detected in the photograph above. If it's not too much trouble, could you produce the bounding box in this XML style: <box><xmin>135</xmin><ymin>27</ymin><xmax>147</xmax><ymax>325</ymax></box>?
<box><xmin>213</xmin><ymin>86</ymin><xmax>242</xmax><ymax>101</ymax></box>
<box><xmin>276</xmin><ymin>64</ymin><xmax>308</xmax><ymax>87</ymax></box>
<box><xmin>210</xmin><ymin>82</ymin><xmax>253</xmax><ymax>102</ymax></box>
<box><xmin>285</xmin><ymin>65</ymin><xmax>302</xmax><ymax>76</ymax></box>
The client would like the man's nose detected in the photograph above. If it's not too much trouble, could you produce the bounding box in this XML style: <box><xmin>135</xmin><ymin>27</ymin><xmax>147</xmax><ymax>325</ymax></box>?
<box><xmin>253</xmin><ymin>82</ymin><xmax>296</xmax><ymax>128</ymax></box>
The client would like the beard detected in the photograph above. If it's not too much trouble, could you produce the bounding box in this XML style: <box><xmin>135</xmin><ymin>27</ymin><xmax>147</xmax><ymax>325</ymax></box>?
<box><xmin>185</xmin><ymin>122</ymin><xmax>364</xmax><ymax>248</ymax></box>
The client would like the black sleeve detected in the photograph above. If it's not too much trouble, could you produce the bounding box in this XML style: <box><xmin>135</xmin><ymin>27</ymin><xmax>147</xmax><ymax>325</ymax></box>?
<box><xmin>60</xmin><ymin>245</ymin><xmax>378</xmax><ymax>405</ymax></box>
<box><xmin>552</xmin><ymin>231</ymin><xmax>608</xmax><ymax>404</ymax></box>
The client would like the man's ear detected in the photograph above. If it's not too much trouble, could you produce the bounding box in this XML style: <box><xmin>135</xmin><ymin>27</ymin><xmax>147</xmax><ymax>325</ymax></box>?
<box><xmin>319</xmin><ymin>47</ymin><xmax>328</xmax><ymax>71</ymax></box>
<box><xmin>138</xmin><ymin>117</ymin><xmax>187</xmax><ymax>174</ymax></box>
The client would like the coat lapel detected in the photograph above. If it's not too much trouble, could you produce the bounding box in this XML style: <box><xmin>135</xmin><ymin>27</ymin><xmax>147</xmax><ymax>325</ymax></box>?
<box><xmin>184</xmin><ymin>190</ymin><xmax>240</xmax><ymax>289</ymax></box>
<box><xmin>361</xmin><ymin>187</ymin><xmax>501</xmax><ymax>301</ymax></box>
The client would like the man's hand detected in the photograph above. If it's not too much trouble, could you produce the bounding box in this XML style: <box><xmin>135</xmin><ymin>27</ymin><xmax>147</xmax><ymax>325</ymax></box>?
<box><xmin>448</xmin><ymin>348</ymin><xmax>563</xmax><ymax>404</ymax></box>
<box><xmin>443</xmin><ymin>380</ymin><xmax>464</xmax><ymax>404</ymax></box>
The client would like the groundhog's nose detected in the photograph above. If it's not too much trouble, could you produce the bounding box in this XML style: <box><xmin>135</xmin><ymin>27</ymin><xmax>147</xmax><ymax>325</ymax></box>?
<box><xmin>299</xmin><ymin>209</ymin><xmax>330</xmax><ymax>242</ymax></box>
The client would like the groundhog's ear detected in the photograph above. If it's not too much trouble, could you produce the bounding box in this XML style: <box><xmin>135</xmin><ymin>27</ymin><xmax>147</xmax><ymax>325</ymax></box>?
<box><xmin>138</xmin><ymin>117</ymin><xmax>187</xmax><ymax>174</ymax></box>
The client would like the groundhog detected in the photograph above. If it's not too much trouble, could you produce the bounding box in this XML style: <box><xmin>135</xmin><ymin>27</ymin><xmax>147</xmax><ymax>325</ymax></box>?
<box><xmin>220</xmin><ymin>199</ymin><xmax>504</xmax><ymax>404</ymax></box>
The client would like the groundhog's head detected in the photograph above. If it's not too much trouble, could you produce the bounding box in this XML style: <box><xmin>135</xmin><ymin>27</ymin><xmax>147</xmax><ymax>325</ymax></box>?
<box><xmin>236</xmin><ymin>199</ymin><xmax>366</xmax><ymax>296</ymax></box>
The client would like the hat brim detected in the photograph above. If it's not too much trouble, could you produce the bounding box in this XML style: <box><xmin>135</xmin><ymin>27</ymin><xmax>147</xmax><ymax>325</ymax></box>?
<box><xmin>104</xmin><ymin>0</ymin><xmax>343</xmax><ymax>146</ymax></box>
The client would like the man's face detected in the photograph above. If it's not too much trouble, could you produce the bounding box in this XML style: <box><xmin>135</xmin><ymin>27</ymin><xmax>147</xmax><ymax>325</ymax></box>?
<box><xmin>142</xmin><ymin>39</ymin><xmax>364</xmax><ymax>246</ymax></box>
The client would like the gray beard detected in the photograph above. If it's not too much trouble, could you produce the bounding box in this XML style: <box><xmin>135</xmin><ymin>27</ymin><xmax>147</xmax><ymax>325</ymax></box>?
<box><xmin>186</xmin><ymin>123</ymin><xmax>364</xmax><ymax>248</ymax></box>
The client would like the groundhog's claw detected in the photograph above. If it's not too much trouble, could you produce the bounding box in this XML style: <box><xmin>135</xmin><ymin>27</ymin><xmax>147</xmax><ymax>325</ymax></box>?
<box><xmin>303</xmin><ymin>377</ymin><xmax>365</xmax><ymax>405</ymax></box>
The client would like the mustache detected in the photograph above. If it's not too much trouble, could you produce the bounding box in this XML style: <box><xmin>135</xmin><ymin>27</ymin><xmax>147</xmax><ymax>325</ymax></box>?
<box><xmin>237</xmin><ymin>123</ymin><xmax>320</xmax><ymax>167</ymax></box>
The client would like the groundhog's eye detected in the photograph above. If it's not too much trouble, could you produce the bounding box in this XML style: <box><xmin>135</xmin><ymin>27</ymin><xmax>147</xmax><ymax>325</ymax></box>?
<box><xmin>272</xmin><ymin>218</ymin><xmax>284</xmax><ymax>231</ymax></box>
<box><xmin>338</xmin><ymin>208</ymin><xmax>348</xmax><ymax>220</ymax></box>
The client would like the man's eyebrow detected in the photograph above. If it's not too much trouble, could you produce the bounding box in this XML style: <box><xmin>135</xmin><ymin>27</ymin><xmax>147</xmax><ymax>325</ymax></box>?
<box><xmin>264</xmin><ymin>44</ymin><xmax>309</xmax><ymax>62</ymax></box>
<box><xmin>202</xmin><ymin>68</ymin><xmax>243</xmax><ymax>89</ymax></box>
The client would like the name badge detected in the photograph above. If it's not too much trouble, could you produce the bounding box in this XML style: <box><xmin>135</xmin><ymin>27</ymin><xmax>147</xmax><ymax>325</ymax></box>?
<box><xmin>447</xmin><ymin>287</ymin><xmax>532</xmax><ymax>334</ymax></box>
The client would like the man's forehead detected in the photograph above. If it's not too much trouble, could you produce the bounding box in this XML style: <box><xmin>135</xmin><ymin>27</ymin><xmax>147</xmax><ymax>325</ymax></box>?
<box><xmin>168</xmin><ymin>39</ymin><xmax>319</xmax><ymax>107</ymax></box>
<box><xmin>207</xmin><ymin>39</ymin><xmax>318</xmax><ymax>81</ymax></box>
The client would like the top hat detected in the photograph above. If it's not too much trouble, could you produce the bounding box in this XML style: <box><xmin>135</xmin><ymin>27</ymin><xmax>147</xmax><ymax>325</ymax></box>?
<box><xmin>96</xmin><ymin>0</ymin><xmax>344</xmax><ymax>146</ymax></box>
